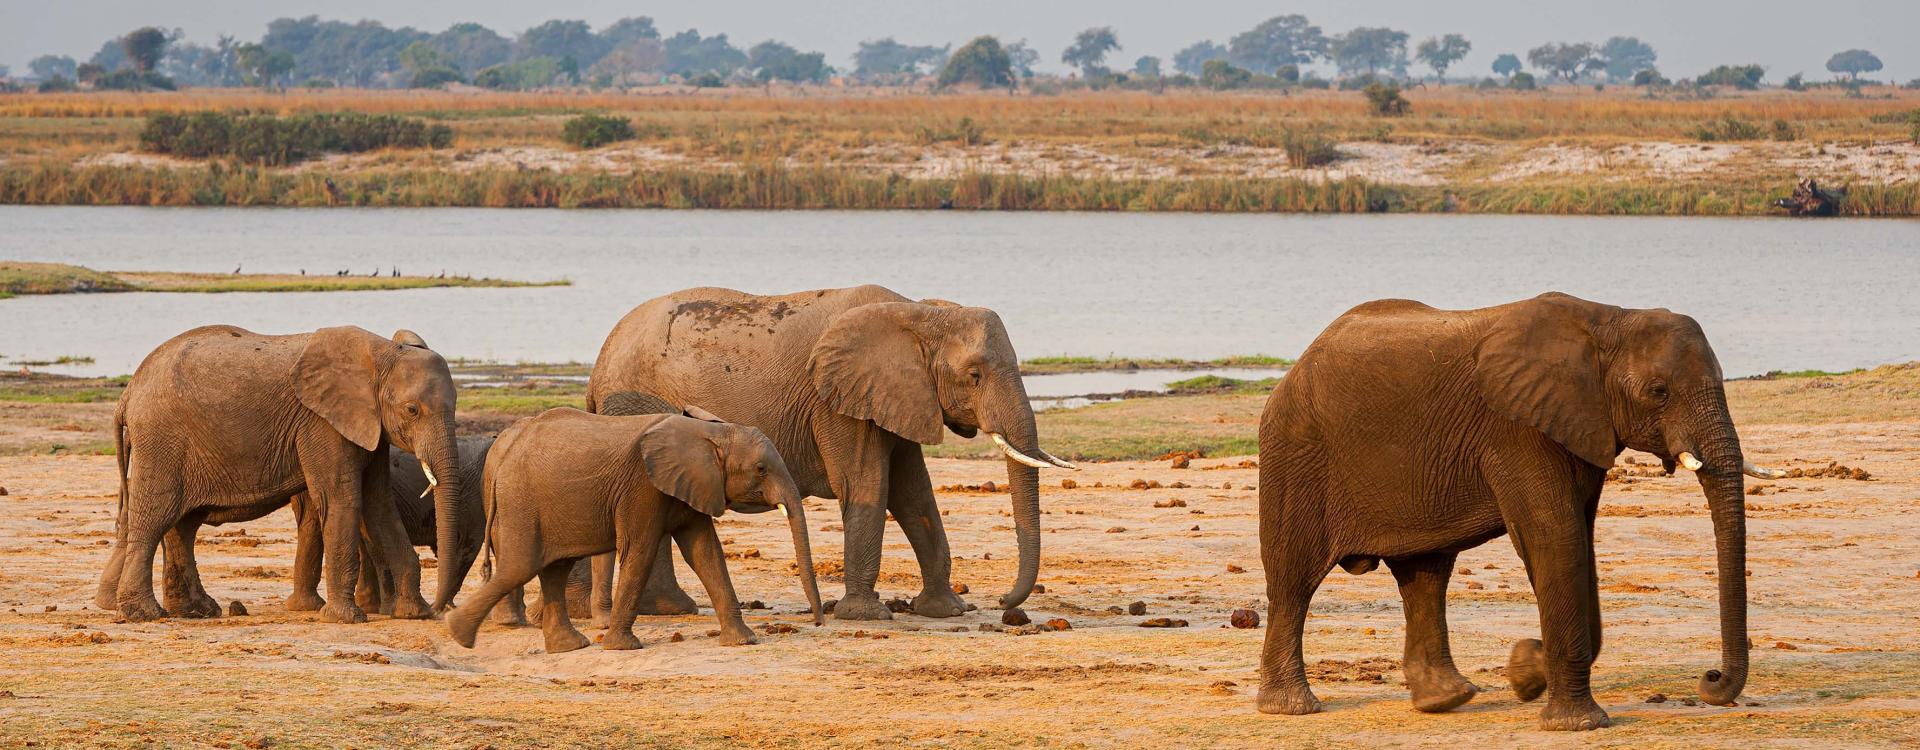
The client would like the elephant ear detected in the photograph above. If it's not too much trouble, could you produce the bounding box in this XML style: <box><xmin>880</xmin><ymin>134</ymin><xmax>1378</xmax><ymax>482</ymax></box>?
<box><xmin>682</xmin><ymin>404</ymin><xmax>724</xmax><ymax>423</ymax></box>
<box><xmin>1472</xmin><ymin>304</ymin><xmax>1618</xmax><ymax>469</ymax></box>
<box><xmin>809</xmin><ymin>302</ymin><xmax>944</xmax><ymax>445</ymax></box>
<box><xmin>391</xmin><ymin>329</ymin><xmax>430</xmax><ymax>349</ymax></box>
<box><xmin>295</xmin><ymin>326</ymin><xmax>384</xmax><ymax>452</ymax></box>
<box><xmin>638</xmin><ymin>418</ymin><xmax>728</xmax><ymax>517</ymax></box>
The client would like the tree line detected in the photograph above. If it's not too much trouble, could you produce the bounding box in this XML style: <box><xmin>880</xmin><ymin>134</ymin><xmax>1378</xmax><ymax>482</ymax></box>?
<box><xmin>5</xmin><ymin>13</ymin><xmax>1902</xmax><ymax>93</ymax></box>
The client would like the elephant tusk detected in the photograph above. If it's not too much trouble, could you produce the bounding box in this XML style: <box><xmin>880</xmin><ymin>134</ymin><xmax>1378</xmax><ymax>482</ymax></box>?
<box><xmin>419</xmin><ymin>461</ymin><xmax>438</xmax><ymax>499</ymax></box>
<box><xmin>991</xmin><ymin>433</ymin><xmax>1055</xmax><ymax>470</ymax></box>
<box><xmin>1742</xmin><ymin>459</ymin><xmax>1784</xmax><ymax>480</ymax></box>
<box><xmin>1677</xmin><ymin>452</ymin><xmax>1704</xmax><ymax>471</ymax></box>
<box><xmin>777</xmin><ymin>501</ymin><xmax>788</xmax><ymax>518</ymax></box>
<box><xmin>1039</xmin><ymin>449</ymin><xmax>1079</xmax><ymax>471</ymax></box>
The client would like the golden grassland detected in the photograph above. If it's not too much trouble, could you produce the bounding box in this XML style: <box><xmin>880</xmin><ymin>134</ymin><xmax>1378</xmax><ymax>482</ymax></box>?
<box><xmin>0</xmin><ymin>261</ymin><xmax>566</xmax><ymax>297</ymax></box>
<box><xmin>2</xmin><ymin>87</ymin><xmax>1918</xmax><ymax>214</ymax></box>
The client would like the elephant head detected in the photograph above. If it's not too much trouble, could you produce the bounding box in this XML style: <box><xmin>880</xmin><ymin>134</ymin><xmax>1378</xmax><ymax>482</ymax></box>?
<box><xmin>810</xmin><ymin>302</ymin><xmax>1074</xmax><ymax>610</ymax></box>
<box><xmin>1473</xmin><ymin>292</ymin><xmax>1775</xmax><ymax>705</ymax></box>
<box><xmin>295</xmin><ymin>326</ymin><xmax>466</xmax><ymax>611</ymax></box>
<box><xmin>639</xmin><ymin>417</ymin><xmax>824</xmax><ymax>625</ymax></box>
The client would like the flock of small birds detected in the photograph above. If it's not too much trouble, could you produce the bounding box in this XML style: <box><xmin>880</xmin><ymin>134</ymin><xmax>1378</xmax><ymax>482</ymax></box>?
<box><xmin>231</xmin><ymin>265</ymin><xmax>465</xmax><ymax>279</ymax></box>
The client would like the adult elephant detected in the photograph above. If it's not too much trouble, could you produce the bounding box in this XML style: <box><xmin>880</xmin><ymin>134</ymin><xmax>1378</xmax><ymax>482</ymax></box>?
<box><xmin>94</xmin><ymin>326</ymin><xmax>469</xmax><ymax>624</ymax></box>
<box><xmin>1256</xmin><ymin>293</ymin><xmax>1776</xmax><ymax>731</ymax></box>
<box><xmin>587</xmin><ymin>285</ymin><xmax>1075</xmax><ymax>620</ymax></box>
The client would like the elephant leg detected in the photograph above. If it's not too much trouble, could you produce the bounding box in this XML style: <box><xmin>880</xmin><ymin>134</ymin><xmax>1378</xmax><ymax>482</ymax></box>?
<box><xmin>355</xmin><ymin>537</ymin><xmax>385</xmax><ymax>614</ymax></box>
<box><xmin>161</xmin><ymin>514</ymin><xmax>221</xmax><ymax>619</ymax></box>
<box><xmin>1255</xmin><ymin>536</ymin><xmax>1331</xmax><ymax>716</ymax></box>
<box><xmin>888</xmin><ymin>443</ymin><xmax>965</xmax><ymax>618</ymax></box>
<box><xmin>563</xmin><ymin>558</ymin><xmax>593</xmax><ymax>619</ymax></box>
<box><xmin>285</xmin><ymin>492</ymin><xmax>326</xmax><ymax>612</ymax></box>
<box><xmin>357</xmin><ymin>461</ymin><xmax>431</xmax><ymax>620</ymax></box>
<box><xmin>819</xmin><ymin>426</ymin><xmax>892</xmax><ymax>621</ymax></box>
<box><xmin>604</xmin><ymin>515</ymin><xmax>669</xmax><ymax>651</ymax></box>
<box><xmin>632</xmin><ymin>545</ymin><xmax>698</xmax><ymax>616</ymax></box>
<box><xmin>589</xmin><ymin>553</ymin><xmax>614</xmax><ymax>627</ymax></box>
<box><xmin>489</xmin><ymin>566</ymin><xmax>529</xmax><ymax>626</ymax></box>
<box><xmin>537</xmin><ymin>559</ymin><xmax>592</xmax><ymax>654</ymax></box>
<box><xmin>113</xmin><ymin>497</ymin><xmax>174</xmax><ymax>622</ymax></box>
<box><xmin>93</xmin><ymin>537</ymin><xmax>126</xmax><ymax>612</ymax></box>
<box><xmin>1388</xmin><ymin>552</ymin><xmax>1478</xmax><ymax>712</ymax></box>
<box><xmin>302</xmin><ymin>462</ymin><xmax>367</xmax><ymax>625</ymax></box>
<box><xmin>447</xmin><ymin>556</ymin><xmax>535</xmax><ymax>649</ymax></box>
<box><xmin>674</xmin><ymin>518</ymin><xmax>755</xmax><ymax>646</ymax></box>
<box><xmin>1493</xmin><ymin>470</ymin><xmax>1609</xmax><ymax>731</ymax></box>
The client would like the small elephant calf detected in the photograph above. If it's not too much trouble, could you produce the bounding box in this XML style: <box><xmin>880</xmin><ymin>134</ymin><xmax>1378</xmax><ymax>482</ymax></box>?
<box><xmin>447</xmin><ymin>408</ymin><xmax>823</xmax><ymax>653</ymax></box>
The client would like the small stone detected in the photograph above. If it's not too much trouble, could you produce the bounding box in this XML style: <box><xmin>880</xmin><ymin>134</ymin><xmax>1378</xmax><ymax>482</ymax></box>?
<box><xmin>1106</xmin><ymin>526</ymin><xmax>1126</xmax><ymax>533</ymax></box>
<box><xmin>227</xmin><ymin>600</ymin><xmax>248</xmax><ymax>616</ymax></box>
<box><xmin>744</xmin><ymin>600</ymin><xmax>767</xmax><ymax>610</ymax></box>
<box><xmin>1645</xmin><ymin>693</ymin><xmax>1667</xmax><ymax>703</ymax></box>
<box><xmin>1680</xmin><ymin>698</ymin><xmax>1698</xmax><ymax>706</ymax></box>
<box><xmin>1042</xmin><ymin>618</ymin><xmax>1072</xmax><ymax>631</ymax></box>
<box><xmin>1774</xmin><ymin>641</ymin><xmax>1797</xmax><ymax>650</ymax></box>
<box><xmin>44</xmin><ymin>605</ymin><xmax>56</xmax><ymax>612</ymax></box>
<box><xmin>980</xmin><ymin>481</ymin><xmax>997</xmax><ymax>493</ymax></box>
<box><xmin>1221</xmin><ymin>482</ymin><xmax>1233</xmax><ymax>490</ymax></box>
<box><xmin>1033</xmin><ymin>584</ymin><xmax>1045</xmax><ymax>593</ymax></box>
<box><xmin>1225</xmin><ymin>564</ymin><xmax>1245</xmax><ymax>574</ymax></box>
<box><xmin>1060</xmin><ymin>479</ymin><xmax>1078</xmax><ymax>489</ymax></box>
<box><xmin>1189</xmin><ymin>525</ymin><xmax>1200</xmax><ymax>531</ymax></box>
<box><xmin>1001</xmin><ymin>608</ymin><xmax>1031</xmax><ymax>626</ymax></box>
<box><xmin>1457</xmin><ymin>567</ymin><xmax>1474</xmax><ymax>576</ymax></box>
<box><xmin>0</xmin><ymin>486</ymin><xmax>7</xmax><ymax>495</ymax></box>
<box><xmin>1139</xmin><ymin>617</ymin><xmax>1189</xmax><ymax>628</ymax></box>
<box><xmin>1171</xmin><ymin>454</ymin><xmax>1191</xmax><ymax>469</ymax></box>
<box><xmin>1128</xmin><ymin>601</ymin><xmax>1147</xmax><ymax>616</ymax></box>
<box><xmin>1465</xmin><ymin>581</ymin><xmax>1484</xmax><ymax>590</ymax></box>
<box><xmin>1229</xmin><ymin>609</ymin><xmax>1260</xmax><ymax>628</ymax></box>
<box><xmin>1168</xmin><ymin>482</ymin><xmax>1189</xmax><ymax>489</ymax></box>
<box><xmin>669</xmin><ymin>632</ymin><xmax>685</xmax><ymax>643</ymax></box>
<box><xmin>951</xmin><ymin>582</ymin><xmax>969</xmax><ymax>595</ymax></box>
<box><xmin>705</xmin><ymin>630</ymin><xmax>720</xmax><ymax>637</ymax></box>
<box><xmin>1007</xmin><ymin>625</ymin><xmax>1040</xmax><ymax>636</ymax></box>
<box><xmin>1153</xmin><ymin>498</ymin><xmax>1187</xmax><ymax>508</ymax></box>
<box><xmin>762</xmin><ymin>623</ymin><xmax>797</xmax><ymax>634</ymax></box>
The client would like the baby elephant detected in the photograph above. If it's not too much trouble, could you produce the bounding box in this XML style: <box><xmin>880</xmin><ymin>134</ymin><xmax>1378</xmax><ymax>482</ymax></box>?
<box><xmin>447</xmin><ymin>408</ymin><xmax>823</xmax><ymax>652</ymax></box>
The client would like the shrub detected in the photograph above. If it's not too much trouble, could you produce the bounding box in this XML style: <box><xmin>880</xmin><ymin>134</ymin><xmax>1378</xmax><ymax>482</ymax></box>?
<box><xmin>1910</xmin><ymin>110</ymin><xmax>1920</xmax><ymax>144</ymax></box>
<box><xmin>915</xmin><ymin>116</ymin><xmax>988</xmax><ymax>146</ymax></box>
<box><xmin>1771</xmin><ymin>119</ymin><xmax>1801</xmax><ymax>142</ymax></box>
<box><xmin>1509</xmin><ymin>72</ymin><xmax>1537</xmax><ymax>90</ymax></box>
<box><xmin>689</xmin><ymin>71</ymin><xmax>726</xmax><ymax>88</ymax></box>
<box><xmin>1201</xmin><ymin>59</ymin><xmax>1251</xmax><ymax>91</ymax></box>
<box><xmin>1363</xmin><ymin>82</ymin><xmax>1410</xmax><ymax>116</ymax></box>
<box><xmin>1696</xmin><ymin>64</ymin><xmax>1764</xmax><ymax>90</ymax></box>
<box><xmin>561</xmin><ymin>114</ymin><xmax>637</xmax><ymax>149</ymax></box>
<box><xmin>140</xmin><ymin>112</ymin><xmax>452</xmax><ymax>166</ymax></box>
<box><xmin>1784</xmin><ymin>73</ymin><xmax>1806</xmax><ymax>91</ymax></box>
<box><xmin>1691</xmin><ymin>115</ymin><xmax>1764</xmax><ymax>142</ymax></box>
<box><xmin>1281</xmin><ymin>127</ymin><xmax>1344</xmax><ymax>168</ymax></box>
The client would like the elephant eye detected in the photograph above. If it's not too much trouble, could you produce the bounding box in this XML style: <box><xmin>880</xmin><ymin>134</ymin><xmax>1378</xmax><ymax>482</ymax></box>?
<box><xmin>968</xmin><ymin>368</ymin><xmax>982</xmax><ymax>385</ymax></box>
<box><xmin>755</xmin><ymin>462</ymin><xmax>766</xmax><ymax>476</ymax></box>
<box><xmin>1649</xmin><ymin>383</ymin><xmax>1669</xmax><ymax>401</ymax></box>
<box><xmin>404</xmin><ymin>402</ymin><xmax>421</xmax><ymax>417</ymax></box>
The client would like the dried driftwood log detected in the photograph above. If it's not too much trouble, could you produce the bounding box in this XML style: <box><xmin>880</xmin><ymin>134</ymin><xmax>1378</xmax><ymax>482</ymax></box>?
<box><xmin>1772</xmin><ymin>177</ymin><xmax>1846</xmax><ymax>216</ymax></box>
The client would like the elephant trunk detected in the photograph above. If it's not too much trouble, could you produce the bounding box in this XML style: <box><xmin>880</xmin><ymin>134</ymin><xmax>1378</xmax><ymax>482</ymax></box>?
<box><xmin>426</xmin><ymin>425</ymin><xmax>468</xmax><ymax>612</ymax></box>
<box><xmin>1000</xmin><ymin>457</ymin><xmax>1041</xmax><ymax>609</ymax></box>
<box><xmin>1688</xmin><ymin>429</ymin><xmax>1750</xmax><ymax>705</ymax></box>
<box><xmin>778</xmin><ymin>483</ymin><xmax>825</xmax><ymax>626</ymax></box>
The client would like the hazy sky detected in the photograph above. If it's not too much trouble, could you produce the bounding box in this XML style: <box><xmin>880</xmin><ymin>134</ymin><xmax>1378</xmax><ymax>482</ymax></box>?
<box><xmin>4</xmin><ymin>0</ymin><xmax>1915</xmax><ymax>81</ymax></box>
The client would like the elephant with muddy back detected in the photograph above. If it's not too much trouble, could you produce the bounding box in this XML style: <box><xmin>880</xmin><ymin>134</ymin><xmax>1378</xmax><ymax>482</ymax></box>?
<box><xmin>1256</xmin><ymin>293</ymin><xmax>1779</xmax><ymax>730</ymax></box>
<box><xmin>587</xmin><ymin>285</ymin><xmax>1076</xmax><ymax>621</ymax></box>
<box><xmin>95</xmin><ymin>325</ymin><xmax>473</xmax><ymax>624</ymax></box>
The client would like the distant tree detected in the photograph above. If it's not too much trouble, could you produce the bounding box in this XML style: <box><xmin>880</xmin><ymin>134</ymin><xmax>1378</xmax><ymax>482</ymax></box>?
<box><xmin>599</xmin><ymin>17</ymin><xmax>660</xmax><ymax>48</ymax></box>
<box><xmin>516</xmin><ymin>20</ymin><xmax>608</xmax><ymax>69</ymax></box>
<box><xmin>1784</xmin><ymin>72</ymin><xmax>1806</xmax><ymax>91</ymax></box>
<box><xmin>122</xmin><ymin>27</ymin><xmax>172</xmax><ymax>73</ymax></box>
<box><xmin>939</xmin><ymin>36</ymin><xmax>1014</xmax><ymax>89</ymax></box>
<box><xmin>1174</xmin><ymin>40</ymin><xmax>1228</xmax><ymax>76</ymax></box>
<box><xmin>1527</xmin><ymin>42</ymin><xmax>1596</xmax><ymax>82</ymax></box>
<box><xmin>472</xmin><ymin>57</ymin><xmax>562</xmax><ymax>90</ymax></box>
<box><xmin>236</xmin><ymin>43</ymin><xmax>294</xmax><ymax>90</ymax></box>
<box><xmin>28</xmin><ymin>55</ymin><xmax>78</xmax><ymax>81</ymax></box>
<box><xmin>1825</xmin><ymin>49</ymin><xmax>1882</xmax><ymax>81</ymax></box>
<box><xmin>1508</xmin><ymin>71</ymin><xmax>1537</xmax><ymax>90</ymax></box>
<box><xmin>398</xmin><ymin>41</ymin><xmax>462</xmax><ymax>87</ymax></box>
<box><xmin>1201</xmin><ymin>59</ymin><xmax>1251</xmax><ymax>90</ymax></box>
<box><xmin>589</xmin><ymin>38</ymin><xmax>668</xmax><ymax>86</ymax></box>
<box><xmin>1414</xmin><ymin>33</ymin><xmax>1470</xmax><ymax>81</ymax></box>
<box><xmin>748</xmin><ymin>41</ymin><xmax>829</xmax><ymax>83</ymax></box>
<box><xmin>852</xmin><ymin>38</ymin><xmax>946</xmax><ymax>79</ymax></box>
<box><xmin>1133</xmin><ymin>56</ymin><xmax>1162</xmax><ymax>78</ymax></box>
<box><xmin>1330</xmin><ymin>27</ymin><xmax>1409</xmax><ymax>78</ymax></box>
<box><xmin>1632</xmin><ymin>68</ymin><xmax>1669</xmax><ymax>87</ymax></box>
<box><xmin>261</xmin><ymin>16</ymin><xmax>426</xmax><ymax>87</ymax></box>
<box><xmin>76</xmin><ymin>63</ymin><xmax>106</xmax><ymax>85</ymax></box>
<box><xmin>161</xmin><ymin>36</ymin><xmax>242</xmax><ymax>87</ymax></box>
<box><xmin>1598</xmin><ymin>36</ymin><xmax>1657</xmax><ymax>80</ymax></box>
<box><xmin>429</xmin><ymin>23</ymin><xmax>511</xmax><ymax>75</ymax></box>
<box><xmin>1227</xmin><ymin>15</ymin><xmax>1326</xmax><ymax>75</ymax></box>
<box><xmin>88</xmin><ymin>39</ymin><xmax>129</xmax><ymax>72</ymax></box>
<box><xmin>1005</xmin><ymin>39</ymin><xmax>1040</xmax><ymax>78</ymax></box>
<box><xmin>1696</xmin><ymin>64</ymin><xmax>1764</xmax><ymax>90</ymax></box>
<box><xmin>663</xmin><ymin>30</ymin><xmax>747</xmax><ymax>77</ymax></box>
<box><xmin>1061</xmin><ymin>27</ymin><xmax>1119</xmax><ymax>76</ymax></box>
<box><xmin>1492</xmin><ymin>53</ymin><xmax>1522</xmax><ymax>79</ymax></box>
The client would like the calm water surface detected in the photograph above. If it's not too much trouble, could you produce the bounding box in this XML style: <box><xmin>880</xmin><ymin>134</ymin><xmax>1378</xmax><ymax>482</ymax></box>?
<box><xmin>2</xmin><ymin>207</ymin><xmax>1916</xmax><ymax>378</ymax></box>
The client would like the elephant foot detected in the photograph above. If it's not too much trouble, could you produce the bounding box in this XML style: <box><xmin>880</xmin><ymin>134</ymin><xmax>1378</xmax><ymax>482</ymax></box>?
<box><xmin>600</xmin><ymin>628</ymin><xmax>643</xmax><ymax>651</ymax></box>
<box><xmin>119</xmin><ymin>597</ymin><xmax>169</xmax><ymax>623</ymax></box>
<box><xmin>355</xmin><ymin>591</ymin><xmax>384</xmax><ymax>615</ymax></box>
<box><xmin>318</xmin><ymin>601</ymin><xmax>368</xmax><ymax>624</ymax></box>
<box><xmin>1507</xmin><ymin>639</ymin><xmax>1548</xmax><ymax>702</ymax></box>
<box><xmin>634</xmin><ymin>587</ymin><xmax>700</xmax><ymax>616</ymax></box>
<box><xmin>446</xmin><ymin>606</ymin><xmax>484</xmax><ymax>649</ymax></box>
<box><xmin>390</xmin><ymin>594</ymin><xmax>433</xmax><ymax>621</ymax></box>
<box><xmin>1408</xmin><ymin>670</ymin><xmax>1479</xmax><ymax>713</ymax></box>
<box><xmin>1539</xmin><ymin>699</ymin><xmax>1611</xmax><ymax>731</ymax></box>
<box><xmin>910</xmin><ymin>587</ymin><xmax>968</xmax><ymax>618</ymax></box>
<box><xmin>167</xmin><ymin>592</ymin><xmax>223</xmax><ymax>619</ymax></box>
<box><xmin>543</xmin><ymin>627</ymin><xmax>592</xmax><ymax>654</ymax></box>
<box><xmin>1256</xmin><ymin>684</ymin><xmax>1323</xmax><ymax>715</ymax></box>
<box><xmin>93</xmin><ymin>585</ymin><xmax>119</xmax><ymax>612</ymax></box>
<box><xmin>715</xmin><ymin>623</ymin><xmax>757</xmax><ymax>647</ymax></box>
<box><xmin>832</xmin><ymin>592</ymin><xmax>893</xmax><ymax>621</ymax></box>
<box><xmin>285</xmin><ymin>591</ymin><xmax>326</xmax><ymax>612</ymax></box>
<box><xmin>491</xmin><ymin>599</ymin><xmax>529</xmax><ymax>627</ymax></box>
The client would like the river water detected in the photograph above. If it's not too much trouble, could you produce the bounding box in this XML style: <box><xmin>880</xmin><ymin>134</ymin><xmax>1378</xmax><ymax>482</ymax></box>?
<box><xmin>2</xmin><ymin>207</ymin><xmax>1916</xmax><ymax>379</ymax></box>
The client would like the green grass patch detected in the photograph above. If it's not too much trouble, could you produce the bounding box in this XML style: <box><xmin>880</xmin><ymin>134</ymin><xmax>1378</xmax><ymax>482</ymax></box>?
<box><xmin>1163</xmin><ymin>375</ymin><xmax>1281</xmax><ymax>394</ymax></box>
<box><xmin>456</xmin><ymin>386</ymin><xmax>585</xmax><ymax>415</ymax></box>
<box><xmin>1020</xmin><ymin>354</ymin><xmax>1293</xmax><ymax>374</ymax></box>
<box><xmin>1735</xmin><ymin>368</ymin><xmax>1869</xmax><ymax>381</ymax></box>
<box><xmin>0</xmin><ymin>261</ymin><xmax>564</xmax><ymax>296</ymax></box>
<box><xmin>0</xmin><ymin>262</ymin><xmax>137</xmax><ymax>295</ymax></box>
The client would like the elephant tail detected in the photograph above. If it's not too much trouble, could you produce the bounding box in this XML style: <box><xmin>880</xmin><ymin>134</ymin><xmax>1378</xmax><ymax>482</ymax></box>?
<box><xmin>480</xmin><ymin>455</ymin><xmax>498</xmax><ymax>582</ymax></box>
<box><xmin>112</xmin><ymin>396</ymin><xmax>130</xmax><ymax>543</ymax></box>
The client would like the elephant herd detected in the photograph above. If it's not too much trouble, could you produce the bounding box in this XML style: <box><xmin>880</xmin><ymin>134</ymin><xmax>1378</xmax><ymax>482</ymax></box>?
<box><xmin>92</xmin><ymin>284</ymin><xmax>1774</xmax><ymax>732</ymax></box>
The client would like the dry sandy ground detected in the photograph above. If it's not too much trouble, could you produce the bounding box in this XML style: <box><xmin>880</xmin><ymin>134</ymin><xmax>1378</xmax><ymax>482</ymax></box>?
<box><xmin>1</xmin><ymin>419</ymin><xmax>1917</xmax><ymax>748</ymax></box>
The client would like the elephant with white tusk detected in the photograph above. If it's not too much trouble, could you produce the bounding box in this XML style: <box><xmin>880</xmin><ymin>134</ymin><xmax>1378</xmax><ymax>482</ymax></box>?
<box><xmin>586</xmin><ymin>285</ymin><xmax>1075</xmax><ymax>621</ymax></box>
